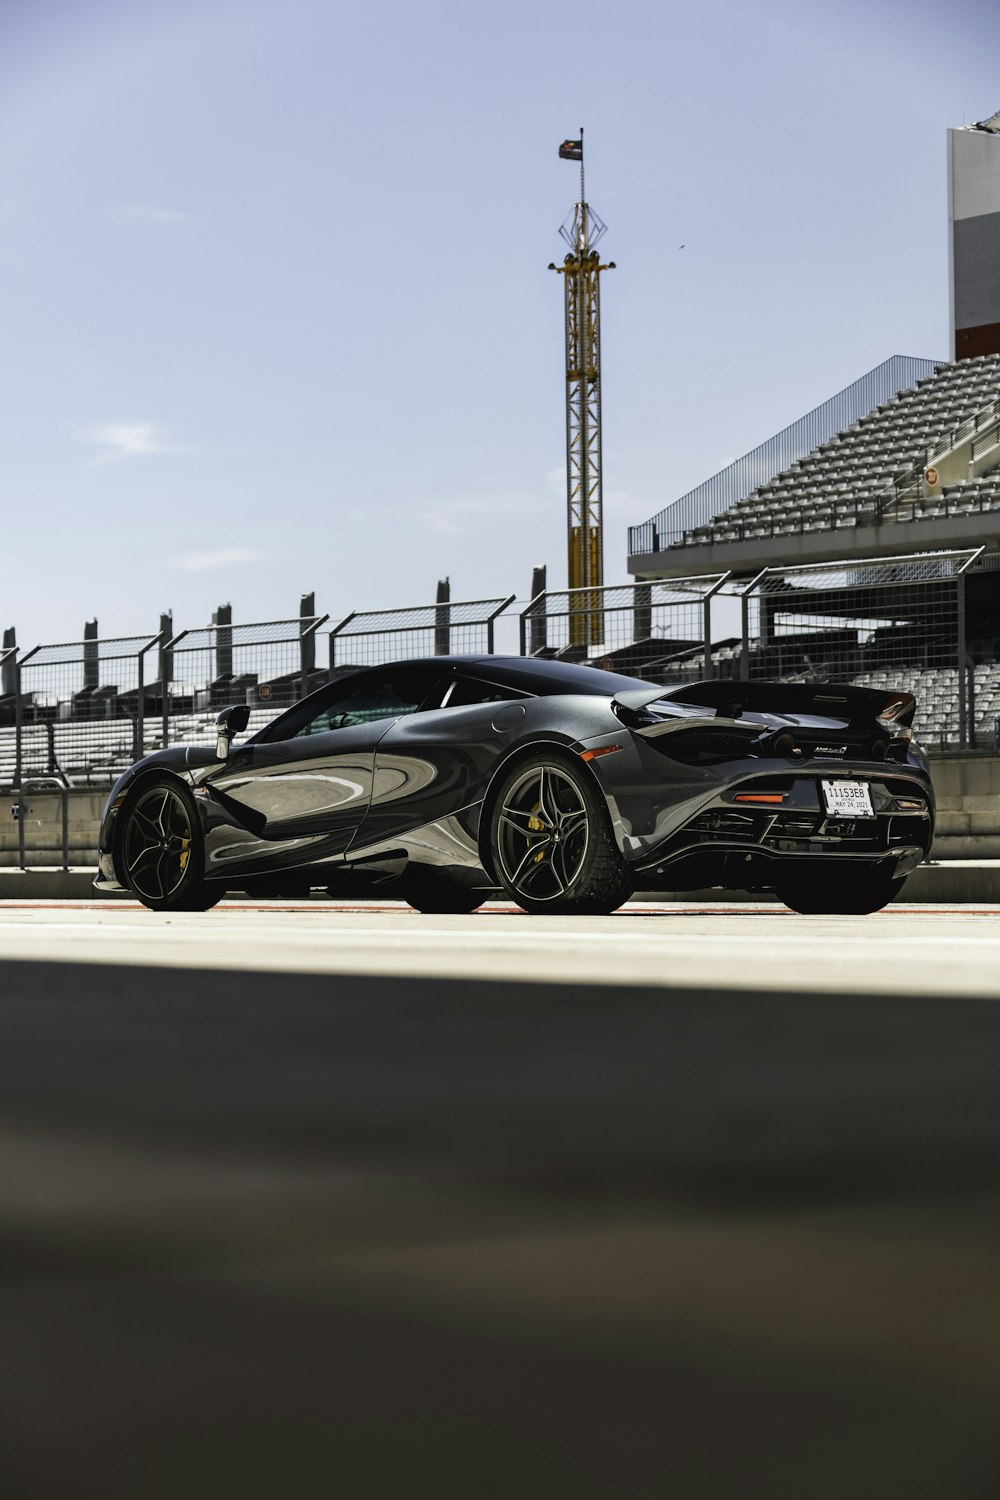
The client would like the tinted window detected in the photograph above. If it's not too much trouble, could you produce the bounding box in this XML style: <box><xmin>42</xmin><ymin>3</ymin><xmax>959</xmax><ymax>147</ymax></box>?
<box><xmin>443</xmin><ymin>676</ymin><xmax>528</xmax><ymax>709</ymax></box>
<box><xmin>478</xmin><ymin>657</ymin><xmax>658</xmax><ymax>697</ymax></box>
<box><xmin>263</xmin><ymin>666</ymin><xmax>445</xmax><ymax>740</ymax></box>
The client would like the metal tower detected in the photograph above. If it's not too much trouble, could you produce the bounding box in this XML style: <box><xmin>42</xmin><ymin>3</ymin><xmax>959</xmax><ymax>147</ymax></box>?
<box><xmin>550</xmin><ymin>130</ymin><xmax>615</xmax><ymax>644</ymax></box>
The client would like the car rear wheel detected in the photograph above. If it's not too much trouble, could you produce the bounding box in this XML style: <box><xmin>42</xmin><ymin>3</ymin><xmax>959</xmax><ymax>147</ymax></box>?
<box><xmin>402</xmin><ymin>872</ymin><xmax>487</xmax><ymax>914</ymax></box>
<box><xmin>489</xmin><ymin>752</ymin><xmax>633</xmax><ymax>915</ymax></box>
<box><xmin>118</xmin><ymin>778</ymin><xmax>223</xmax><ymax>912</ymax></box>
<box><xmin>777</xmin><ymin>869</ymin><xmax>906</xmax><ymax>915</ymax></box>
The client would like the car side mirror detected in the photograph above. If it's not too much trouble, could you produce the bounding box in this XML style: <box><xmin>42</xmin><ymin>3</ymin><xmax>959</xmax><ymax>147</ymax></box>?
<box><xmin>215</xmin><ymin>703</ymin><xmax>251</xmax><ymax>761</ymax></box>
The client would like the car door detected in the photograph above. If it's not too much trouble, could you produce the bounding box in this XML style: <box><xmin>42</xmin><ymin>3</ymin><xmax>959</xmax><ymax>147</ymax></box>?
<box><xmin>206</xmin><ymin>664</ymin><xmax>446</xmax><ymax>853</ymax></box>
<box><xmin>355</xmin><ymin>671</ymin><xmax>530</xmax><ymax>850</ymax></box>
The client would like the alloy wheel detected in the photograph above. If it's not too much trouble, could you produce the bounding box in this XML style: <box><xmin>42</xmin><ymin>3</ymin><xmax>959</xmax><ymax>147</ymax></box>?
<box><xmin>122</xmin><ymin>785</ymin><xmax>194</xmax><ymax>904</ymax></box>
<box><xmin>495</xmin><ymin>763</ymin><xmax>590</xmax><ymax>903</ymax></box>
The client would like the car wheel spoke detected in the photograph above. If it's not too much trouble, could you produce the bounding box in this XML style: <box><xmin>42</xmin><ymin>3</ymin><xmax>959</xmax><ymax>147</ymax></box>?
<box><xmin>507</xmin><ymin>838</ymin><xmax>552</xmax><ymax>891</ymax></box>
<box><xmin>131</xmin><ymin>808</ymin><xmax>161</xmax><ymax>843</ymax></box>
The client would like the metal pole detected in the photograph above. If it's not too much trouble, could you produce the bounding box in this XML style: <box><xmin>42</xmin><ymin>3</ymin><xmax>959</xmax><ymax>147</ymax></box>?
<box><xmin>957</xmin><ymin>573</ymin><xmax>967</xmax><ymax>749</ymax></box>
<box><xmin>61</xmin><ymin>788</ymin><xmax>69</xmax><ymax>871</ymax></box>
<box><xmin>135</xmin><ymin>648</ymin><xmax>144</xmax><ymax>763</ymax></box>
<box><xmin>300</xmin><ymin>592</ymin><xmax>316</xmax><ymax>698</ymax></box>
<box><xmin>434</xmin><ymin>578</ymin><xmax>451</xmax><ymax>657</ymax></box>
<box><xmin>703</xmin><ymin>597</ymin><xmax>713</xmax><ymax>680</ymax></box>
<box><xmin>633</xmin><ymin>583</ymin><xmax>652</xmax><ymax>645</ymax></box>
<box><xmin>14</xmin><ymin>658</ymin><xmax>24</xmax><ymax>868</ymax></box>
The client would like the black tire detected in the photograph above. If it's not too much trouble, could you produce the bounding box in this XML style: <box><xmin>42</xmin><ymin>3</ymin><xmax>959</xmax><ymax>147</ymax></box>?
<box><xmin>488</xmin><ymin>751</ymin><xmax>633</xmax><ymax>915</ymax></box>
<box><xmin>402</xmin><ymin>872</ymin><xmax>487</xmax><ymax>914</ymax></box>
<box><xmin>117</xmin><ymin>777</ymin><xmax>224</xmax><ymax>912</ymax></box>
<box><xmin>777</xmin><ymin>869</ymin><xmax>907</xmax><ymax>915</ymax></box>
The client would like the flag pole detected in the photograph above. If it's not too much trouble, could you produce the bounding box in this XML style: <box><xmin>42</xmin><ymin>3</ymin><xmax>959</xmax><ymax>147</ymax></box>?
<box><xmin>580</xmin><ymin>126</ymin><xmax>585</xmax><ymax>206</ymax></box>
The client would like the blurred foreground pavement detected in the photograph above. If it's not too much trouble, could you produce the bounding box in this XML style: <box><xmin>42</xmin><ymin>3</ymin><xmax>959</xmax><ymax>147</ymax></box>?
<box><xmin>1</xmin><ymin>958</ymin><xmax>1000</xmax><ymax>1498</ymax></box>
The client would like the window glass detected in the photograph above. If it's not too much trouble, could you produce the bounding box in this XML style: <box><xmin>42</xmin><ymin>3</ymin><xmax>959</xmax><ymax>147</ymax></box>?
<box><xmin>263</xmin><ymin>667</ymin><xmax>444</xmax><ymax>740</ymax></box>
<box><xmin>444</xmin><ymin>676</ymin><xmax>528</xmax><ymax>709</ymax></box>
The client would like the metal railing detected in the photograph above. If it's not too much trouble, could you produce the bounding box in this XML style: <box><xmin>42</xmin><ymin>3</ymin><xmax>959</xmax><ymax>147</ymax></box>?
<box><xmin>330</xmin><ymin>596</ymin><xmax>515</xmax><ymax>668</ymax></box>
<box><xmin>518</xmin><ymin>576</ymin><xmax>730</xmax><ymax>679</ymax></box>
<box><xmin>160</xmin><ymin>616</ymin><xmax>329</xmax><ymax>748</ymax></box>
<box><xmin>6</xmin><ymin>550</ymin><xmax>1000</xmax><ymax>867</ymax></box>
<box><xmin>15</xmin><ymin>634</ymin><xmax>161</xmax><ymax>789</ymax></box>
<box><xmin>739</xmin><ymin>549</ymin><xmax>984</xmax><ymax>750</ymax></box>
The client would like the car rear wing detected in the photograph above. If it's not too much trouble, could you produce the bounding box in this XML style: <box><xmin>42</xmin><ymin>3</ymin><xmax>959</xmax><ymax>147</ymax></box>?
<box><xmin>613</xmin><ymin>680</ymin><xmax>916</xmax><ymax>729</ymax></box>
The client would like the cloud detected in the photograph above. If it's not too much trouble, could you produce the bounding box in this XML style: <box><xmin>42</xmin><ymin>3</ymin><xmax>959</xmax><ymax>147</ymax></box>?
<box><xmin>422</xmin><ymin>510</ymin><xmax>463</xmax><ymax>535</ymax></box>
<box><xmin>174</xmin><ymin>548</ymin><xmax>268</xmax><ymax>573</ymax></box>
<box><xmin>416</xmin><ymin>488</ymin><xmax>537</xmax><ymax>536</ymax></box>
<box><xmin>108</xmin><ymin>204</ymin><xmax>192</xmax><ymax>227</ymax></box>
<box><xmin>72</xmin><ymin>421</ymin><xmax>170</xmax><ymax>463</ymax></box>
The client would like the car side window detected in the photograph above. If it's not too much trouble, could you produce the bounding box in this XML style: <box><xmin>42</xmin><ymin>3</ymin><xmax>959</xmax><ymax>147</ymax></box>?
<box><xmin>292</xmin><ymin>668</ymin><xmax>445</xmax><ymax>737</ymax></box>
<box><xmin>442</xmin><ymin>676</ymin><xmax>529</xmax><ymax>709</ymax></box>
<box><xmin>257</xmin><ymin>667</ymin><xmax>444</xmax><ymax>741</ymax></box>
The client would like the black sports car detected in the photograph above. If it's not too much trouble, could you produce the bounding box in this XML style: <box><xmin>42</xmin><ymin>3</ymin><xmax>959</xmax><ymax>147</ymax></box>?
<box><xmin>95</xmin><ymin>655</ymin><xmax>934</xmax><ymax>915</ymax></box>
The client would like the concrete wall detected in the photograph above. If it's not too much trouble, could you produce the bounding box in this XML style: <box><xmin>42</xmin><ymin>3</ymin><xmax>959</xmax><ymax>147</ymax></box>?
<box><xmin>929</xmin><ymin>753</ymin><xmax>1000</xmax><ymax>857</ymax></box>
<box><xmin>0</xmin><ymin>789</ymin><xmax>104</xmax><ymax>868</ymax></box>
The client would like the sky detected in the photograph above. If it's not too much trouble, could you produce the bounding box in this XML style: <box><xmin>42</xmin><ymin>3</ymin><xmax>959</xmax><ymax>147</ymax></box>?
<box><xmin>1</xmin><ymin>0</ymin><xmax>998</xmax><ymax>647</ymax></box>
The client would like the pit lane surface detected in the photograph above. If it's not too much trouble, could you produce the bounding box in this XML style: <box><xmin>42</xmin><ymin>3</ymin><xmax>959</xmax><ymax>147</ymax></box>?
<box><xmin>3</xmin><ymin>900</ymin><xmax>1000</xmax><ymax>1498</ymax></box>
<box><xmin>0</xmin><ymin>897</ymin><xmax>997</xmax><ymax>997</ymax></box>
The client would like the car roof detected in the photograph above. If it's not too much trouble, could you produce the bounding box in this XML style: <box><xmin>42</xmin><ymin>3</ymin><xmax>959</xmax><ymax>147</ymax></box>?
<box><xmin>343</xmin><ymin>654</ymin><xmax>662</xmax><ymax>697</ymax></box>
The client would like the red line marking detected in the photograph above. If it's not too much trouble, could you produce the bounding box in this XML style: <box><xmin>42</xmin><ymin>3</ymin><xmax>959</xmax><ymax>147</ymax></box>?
<box><xmin>0</xmin><ymin>902</ymin><xmax>998</xmax><ymax>918</ymax></box>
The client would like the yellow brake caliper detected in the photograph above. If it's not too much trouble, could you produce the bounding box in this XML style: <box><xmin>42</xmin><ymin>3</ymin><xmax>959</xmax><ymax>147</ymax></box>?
<box><xmin>178</xmin><ymin>824</ymin><xmax>191</xmax><ymax>873</ymax></box>
<box><xmin>528</xmin><ymin>802</ymin><xmax>546</xmax><ymax>862</ymax></box>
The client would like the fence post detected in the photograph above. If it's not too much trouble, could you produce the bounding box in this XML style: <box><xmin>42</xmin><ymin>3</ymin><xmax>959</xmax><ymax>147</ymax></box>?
<box><xmin>633</xmin><ymin>583</ymin><xmax>652</xmax><ymax>645</ymax></box>
<box><xmin>135</xmin><ymin>645</ymin><xmax>144</xmax><ymax>763</ymax></box>
<box><xmin>486</xmin><ymin>596</ymin><xmax>516</xmax><ymax>656</ymax></box>
<box><xmin>1</xmin><ymin>629</ymin><xmax>15</xmax><ymax>696</ymax></box>
<box><xmin>161</xmin><ymin>628</ymin><xmax>186</xmax><ymax>749</ymax></box>
<box><xmin>83</xmin><ymin>618</ymin><xmax>99</xmax><ymax>692</ymax></box>
<box><xmin>434</xmin><ymin>578</ymin><xmax>450</xmax><ymax>656</ymax></box>
<box><xmin>529</xmin><ymin>566</ymin><xmax>548</xmax><ymax>655</ymax></box>
<box><xmin>14</xmin><ymin>656</ymin><xmax>24</xmax><ymax>868</ymax></box>
<box><xmin>300</xmin><ymin>592</ymin><xmax>316</xmax><ymax>697</ymax></box>
<box><xmin>957</xmin><ymin>572</ymin><xmax>967</xmax><ymax>749</ymax></box>
<box><xmin>214</xmin><ymin>603</ymin><xmax>233</xmax><ymax>680</ymax></box>
<box><xmin>740</xmin><ymin>594</ymin><xmax>750</xmax><ymax>681</ymax></box>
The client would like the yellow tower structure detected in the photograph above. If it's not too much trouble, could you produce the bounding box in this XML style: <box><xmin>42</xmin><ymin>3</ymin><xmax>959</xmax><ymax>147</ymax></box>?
<box><xmin>550</xmin><ymin>130</ymin><xmax>615</xmax><ymax>645</ymax></box>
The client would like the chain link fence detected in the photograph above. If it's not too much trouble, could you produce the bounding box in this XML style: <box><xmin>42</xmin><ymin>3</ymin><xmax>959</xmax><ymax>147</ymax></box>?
<box><xmin>14</xmin><ymin>634</ymin><xmax>161</xmax><ymax>790</ymax></box>
<box><xmin>6</xmin><ymin>551</ymin><xmax>1000</xmax><ymax>867</ymax></box>
<box><xmin>519</xmin><ymin>576</ymin><xmax>732</xmax><ymax>681</ymax></box>
<box><xmin>740</xmin><ymin>550</ymin><xmax>984</xmax><ymax>751</ymax></box>
<box><xmin>330</xmin><ymin>596</ymin><xmax>515</xmax><ymax>669</ymax></box>
<box><xmin>160</xmin><ymin>616</ymin><xmax>329</xmax><ymax>749</ymax></box>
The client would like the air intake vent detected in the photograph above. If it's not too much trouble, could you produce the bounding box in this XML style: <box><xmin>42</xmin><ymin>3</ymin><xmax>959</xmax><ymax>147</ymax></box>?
<box><xmin>657</xmin><ymin>729</ymin><xmax>760</xmax><ymax>765</ymax></box>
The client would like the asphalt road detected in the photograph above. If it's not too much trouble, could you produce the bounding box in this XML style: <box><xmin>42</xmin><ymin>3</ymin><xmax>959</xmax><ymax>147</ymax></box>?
<box><xmin>0</xmin><ymin>896</ymin><xmax>998</xmax><ymax>995</ymax></box>
<box><xmin>2</xmin><ymin>901</ymin><xmax>1000</xmax><ymax>1498</ymax></box>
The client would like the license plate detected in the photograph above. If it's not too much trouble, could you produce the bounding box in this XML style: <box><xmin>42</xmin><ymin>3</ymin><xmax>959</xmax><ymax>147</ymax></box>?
<box><xmin>821</xmin><ymin>779</ymin><xmax>874</xmax><ymax>818</ymax></box>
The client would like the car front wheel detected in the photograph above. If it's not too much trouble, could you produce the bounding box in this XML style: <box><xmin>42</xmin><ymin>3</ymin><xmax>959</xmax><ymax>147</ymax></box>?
<box><xmin>488</xmin><ymin>752</ymin><xmax>633</xmax><ymax>915</ymax></box>
<box><xmin>118</xmin><ymin>778</ymin><xmax>223</xmax><ymax>912</ymax></box>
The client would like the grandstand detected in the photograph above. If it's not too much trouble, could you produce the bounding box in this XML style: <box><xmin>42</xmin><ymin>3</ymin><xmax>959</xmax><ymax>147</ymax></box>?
<box><xmin>628</xmin><ymin>354</ymin><xmax>1000</xmax><ymax>574</ymax></box>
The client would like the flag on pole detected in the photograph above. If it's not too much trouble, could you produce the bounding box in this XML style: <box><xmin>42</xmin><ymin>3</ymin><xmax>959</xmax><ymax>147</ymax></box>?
<box><xmin>558</xmin><ymin>138</ymin><xmax>583</xmax><ymax>161</ymax></box>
